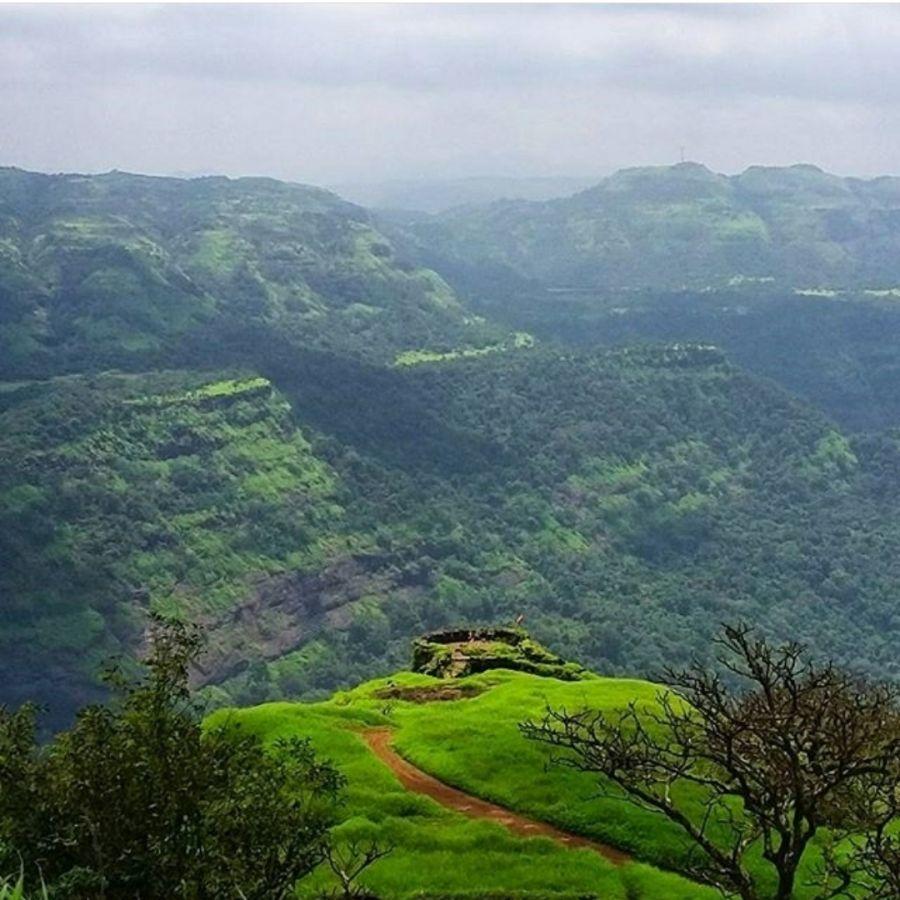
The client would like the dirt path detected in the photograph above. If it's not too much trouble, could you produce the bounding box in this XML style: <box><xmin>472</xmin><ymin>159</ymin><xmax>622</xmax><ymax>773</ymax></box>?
<box><xmin>363</xmin><ymin>728</ymin><xmax>630</xmax><ymax>866</ymax></box>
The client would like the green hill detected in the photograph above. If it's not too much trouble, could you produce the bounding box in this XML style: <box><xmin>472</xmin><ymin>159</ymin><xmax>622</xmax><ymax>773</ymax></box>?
<box><xmin>209</xmin><ymin>663</ymin><xmax>834</xmax><ymax>899</ymax></box>
<box><xmin>398</xmin><ymin>163</ymin><xmax>900</xmax><ymax>292</ymax></box>
<box><xmin>210</xmin><ymin>668</ymin><xmax>712</xmax><ymax>900</ymax></box>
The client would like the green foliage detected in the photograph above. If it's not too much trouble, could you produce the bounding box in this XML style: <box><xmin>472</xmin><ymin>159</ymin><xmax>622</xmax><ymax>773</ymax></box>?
<box><xmin>0</xmin><ymin>369</ymin><xmax>341</xmax><ymax>726</ymax></box>
<box><xmin>5</xmin><ymin>163</ymin><xmax>900</xmax><ymax>746</ymax></box>
<box><xmin>468</xmin><ymin>285</ymin><xmax>900</xmax><ymax>431</ymax></box>
<box><xmin>0</xmin><ymin>874</ymin><xmax>48</xmax><ymax>900</ymax></box>
<box><xmin>0</xmin><ymin>618</ymin><xmax>342</xmax><ymax>899</ymax></box>
<box><xmin>6</xmin><ymin>343</ymin><xmax>900</xmax><ymax>727</ymax></box>
<box><xmin>393</xmin><ymin>331</ymin><xmax>534</xmax><ymax>366</ymax></box>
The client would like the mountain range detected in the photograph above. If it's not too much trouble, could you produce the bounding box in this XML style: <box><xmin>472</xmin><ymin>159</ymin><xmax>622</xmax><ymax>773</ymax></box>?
<box><xmin>3</xmin><ymin>162</ymin><xmax>900</xmax><ymax>729</ymax></box>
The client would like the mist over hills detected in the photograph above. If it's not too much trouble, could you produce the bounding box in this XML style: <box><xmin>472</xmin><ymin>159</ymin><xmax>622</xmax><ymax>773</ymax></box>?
<box><xmin>331</xmin><ymin>175</ymin><xmax>604</xmax><ymax>214</ymax></box>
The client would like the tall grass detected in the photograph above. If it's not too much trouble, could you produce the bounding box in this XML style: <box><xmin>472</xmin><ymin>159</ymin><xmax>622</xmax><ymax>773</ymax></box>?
<box><xmin>0</xmin><ymin>873</ymin><xmax>48</xmax><ymax>900</ymax></box>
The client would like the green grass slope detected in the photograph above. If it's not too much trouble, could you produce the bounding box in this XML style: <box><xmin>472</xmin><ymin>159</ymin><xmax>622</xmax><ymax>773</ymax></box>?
<box><xmin>210</xmin><ymin>670</ymin><xmax>716</xmax><ymax>900</ymax></box>
<box><xmin>213</xmin><ymin>666</ymin><xmax>845</xmax><ymax>898</ymax></box>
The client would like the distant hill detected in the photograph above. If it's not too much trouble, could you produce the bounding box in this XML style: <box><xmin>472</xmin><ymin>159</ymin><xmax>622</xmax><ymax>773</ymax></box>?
<box><xmin>332</xmin><ymin>175</ymin><xmax>603</xmax><ymax>213</ymax></box>
<box><xmin>0</xmin><ymin>167</ymin><xmax>493</xmax><ymax>378</ymax></box>
<box><xmin>395</xmin><ymin>162</ymin><xmax>900</xmax><ymax>291</ymax></box>
<box><xmin>386</xmin><ymin>163</ymin><xmax>900</xmax><ymax>429</ymax></box>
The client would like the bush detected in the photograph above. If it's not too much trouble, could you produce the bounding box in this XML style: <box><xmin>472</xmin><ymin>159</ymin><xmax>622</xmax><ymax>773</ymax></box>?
<box><xmin>0</xmin><ymin>617</ymin><xmax>344</xmax><ymax>899</ymax></box>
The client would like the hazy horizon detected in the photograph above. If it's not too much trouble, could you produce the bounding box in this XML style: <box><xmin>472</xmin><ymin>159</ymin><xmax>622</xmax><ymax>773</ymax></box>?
<box><xmin>3</xmin><ymin>4</ymin><xmax>900</xmax><ymax>184</ymax></box>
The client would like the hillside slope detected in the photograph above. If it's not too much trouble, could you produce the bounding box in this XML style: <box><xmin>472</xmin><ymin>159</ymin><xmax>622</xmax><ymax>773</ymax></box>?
<box><xmin>6</xmin><ymin>344</ymin><xmax>900</xmax><ymax>726</ymax></box>
<box><xmin>213</xmin><ymin>665</ymin><xmax>834</xmax><ymax>898</ymax></box>
<box><xmin>211</xmin><ymin>669</ymin><xmax>715</xmax><ymax>900</ymax></box>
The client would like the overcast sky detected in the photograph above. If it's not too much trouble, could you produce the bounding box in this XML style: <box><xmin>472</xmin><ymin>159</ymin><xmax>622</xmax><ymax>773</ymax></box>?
<box><xmin>2</xmin><ymin>3</ymin><xmax>900</xmax><ymax>186</ymax></box>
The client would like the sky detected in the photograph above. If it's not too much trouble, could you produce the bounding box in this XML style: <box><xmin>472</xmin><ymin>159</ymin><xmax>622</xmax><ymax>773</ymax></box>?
<box><xmin>2</xmin><ymin>3</ymin><xmax>900</xmax><ymax>186</ymax></box>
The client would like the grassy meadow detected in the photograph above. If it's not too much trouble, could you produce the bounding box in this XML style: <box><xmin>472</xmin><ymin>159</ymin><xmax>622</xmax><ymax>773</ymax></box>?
<box><xmin>209</xmin><ymin>670</ymin><xmax>739</xmax><ymax>899</ymax></box>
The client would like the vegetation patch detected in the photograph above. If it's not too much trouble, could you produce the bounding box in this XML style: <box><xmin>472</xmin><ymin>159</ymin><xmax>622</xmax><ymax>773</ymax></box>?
<box><xmin>373</xmin><ymin>683</ymin><xmax>486</xmax><ymax>703</ymax></box>
<box><xmin>393</xmin><ymin>331</ymin><xmax>534</xmax><ymax>366</ymax></box>
<box><xmin>412</xmin><ymin>627</ymin><xmax>587</xmax><ymax>681</ymax></box>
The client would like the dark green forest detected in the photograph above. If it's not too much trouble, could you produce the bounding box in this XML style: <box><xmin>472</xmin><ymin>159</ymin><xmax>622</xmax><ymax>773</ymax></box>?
<box><xmin>3</xmin><ymin>165</ymin><xmax>900</xmax><ymax>727</ymax></box>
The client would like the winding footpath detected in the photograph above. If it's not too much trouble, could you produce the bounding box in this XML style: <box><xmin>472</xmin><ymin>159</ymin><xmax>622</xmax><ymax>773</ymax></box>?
<box><xmin>363</xmin><ymin>728</ymin><xmax>630</xmax><ymax>866</ymax></box>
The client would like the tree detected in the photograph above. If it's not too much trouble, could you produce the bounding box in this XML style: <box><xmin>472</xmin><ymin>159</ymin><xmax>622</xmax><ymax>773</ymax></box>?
<box><xmin>322</xmin><ymin>839</ymin><xmax>393</xmax><ymax>899</ymax></box>
<box><xmin>817</xmin><ymin>753</ymin><xmax>900</xmax><ymax>899</ymax></box>
<box><xmin>0</xmin><ymin>616</ymin><xmax>344</xmax><ymax>899</ymax></box>
<box><xmin>521</xmin><ymin>624</ymin><xmax>900</xmax><ymax>900</ymax></box>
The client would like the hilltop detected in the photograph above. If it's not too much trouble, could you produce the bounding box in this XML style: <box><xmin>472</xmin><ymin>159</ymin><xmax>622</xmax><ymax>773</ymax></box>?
<box><xmin>211</xmin><ymin>665</ymin><xmax>709</xmax><ymax>900</ymax></box>
<box><xmin>211</xmin><ymin>657</ymin><xmax>830</xmax><ymax>898</ymax></box>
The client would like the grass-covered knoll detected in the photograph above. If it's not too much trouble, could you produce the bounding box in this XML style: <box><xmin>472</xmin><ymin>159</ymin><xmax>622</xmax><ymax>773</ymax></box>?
<box><xmin>211</xmin><ymin>670</ymin><xmax>716</xmax><ymax>900</ymax></box>
<box><xmin>217</xmin><ymin>665</ymin><xmax>852</xmax><ymax>898</ymax></box>
<box><xmin>0</xmin><ymin>167</ymin><xmax>500</xmax><ymax>379</ymax></box>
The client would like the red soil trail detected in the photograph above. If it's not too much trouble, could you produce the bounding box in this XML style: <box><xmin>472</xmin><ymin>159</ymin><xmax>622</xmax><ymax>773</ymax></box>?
<box><xmin>362</xmin><ymin>728</ymin><xmax>630</xmax><ymax>866</ymax></box>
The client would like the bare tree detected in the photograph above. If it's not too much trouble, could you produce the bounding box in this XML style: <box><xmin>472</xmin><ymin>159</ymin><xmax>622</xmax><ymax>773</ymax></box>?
<box><xmin>322</xmin><ymin>839</ymin><xmax>393</xmax><ymax>900</ymax></box>
<box><xmin>816</xmin><ymin>754</ymin><xmax>900</xmax><ymax>899</ymax></box>
<box><xmin>521</xmin><ymin>624</ymin><xmax>900</xmax><ymax>900</ymax></box>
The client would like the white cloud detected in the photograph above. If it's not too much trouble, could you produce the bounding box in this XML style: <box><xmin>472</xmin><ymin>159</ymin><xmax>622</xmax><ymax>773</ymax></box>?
<box><xmin>1</xmin><ymin>4</ymin><xmax>899</xmax><ymax>182</ymax></box>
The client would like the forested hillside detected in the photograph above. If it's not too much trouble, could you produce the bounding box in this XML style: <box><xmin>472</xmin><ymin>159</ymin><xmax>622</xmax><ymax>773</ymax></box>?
<box><xmin>459</xmin><ymin>285</ymin><xmax>900</xmax><ymax>432</ymax></box>
<box><xmin>5</xmin><ymin>342</ymin><xmax>900</xmax><ymax>726</ymax></box>
<box><xmin>398</xmin><ymin>162</ymin><xmax>900</xmax><ymax>291</ymax></box>
<box><xmin>0</xmin><ymin>167</ymin><xmax>496</xmax><ymax>378</ymax></box>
